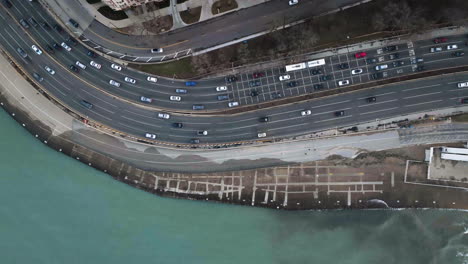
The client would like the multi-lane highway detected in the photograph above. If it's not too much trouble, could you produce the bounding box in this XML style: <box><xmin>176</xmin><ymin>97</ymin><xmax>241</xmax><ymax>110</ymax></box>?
<box><xmin>1</xmin><ymin>2</ymin><xmax>468</xmax><ymax>145</ymax></box>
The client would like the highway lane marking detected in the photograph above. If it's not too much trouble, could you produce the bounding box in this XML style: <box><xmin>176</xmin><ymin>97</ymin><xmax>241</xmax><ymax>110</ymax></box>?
<box><xmin>215</xmin><ymin>132</ymin><xmax>251</xmax><ymax>138</ymax></box>
<box><xmin>447</xmin><ymin>80</ymin><xmax>468</xmax><ymax>84</ymax></box>
<box><xmin>403</xmin><ymin>91</ymin><xmax>441</xmax><ymax>99</ymax></box>
<box><xmin>268</xmin><ymin>123</ymin><xmax>308</xmax><ymax>132</ymax></box>
<box><xmin>310</xmin><ymin>100</ymin><xmax>351</xmax><ymax>109</ymax></box>
<box><xmin>80</xmin><ymin>89</ymin><xmax>118</xmax><ymax>110</ymax></box>
<box><xmin>360</xmin><ymin>107</ymin><xmax>399</xmax><ymax>115</ymax></box>
<box><xmin>217</xmin><ymin>124</ymin><xmax>257</xmax><ymax>132</ymax></box>
<box><xmin>312</xmin><ymin>108</ymin><xmax>352</xmax><ymax>116</ymax></box>
<box><xmin>120</xmin><ymin>116</ymin><xmax>162</xmax><ymax>128</ymax></box>
<box><xmin>448</xmin><ymin>87</ymin><xmax>468</xmax><ymax>92</ymax></box>
<box><xmin>404</xmin><ymin>100</ymin><xmax>443</xmax><ymax>107</ymax></box>
<box><xmin>357</xmin><ymin>99</ymin><xmax>398</xmax><ymax>107</ymax></box>
<box><xmin>314</xmin><ymin>115</ymin><xmax>353</xmax><ymax>124</ymax></box>
<box><xmin>117</xmin><ymin>122</ymin><xmax>148</xmax><ymax>133</ymax></box>
<box><xmin>44</xmin><ymin>81</ymin><xmax>67</xmax><ymax>97</ymax></box>
<box><xmin>0</xmin><ymin>29</ymin><xmax>29</xmax><ymax>65</ymax></box>
<box><xmin>402</xmin><ymin>84</ymin><xmax>440</xmax><ymax>92</ymax></box>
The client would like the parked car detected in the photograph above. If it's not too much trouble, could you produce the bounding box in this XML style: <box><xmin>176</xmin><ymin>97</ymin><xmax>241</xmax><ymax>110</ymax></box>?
<box><xmin>388</xmin><ymin>53</ymin><xmax>399</xmax><ymax>60</ymax></box>
<box><xmin>338</xmin><ymin>80</ymin><xmax>350</xmax><ymax>86</ymax></box>
<box><xmin>375</xmin><ymin>64</ymin><xmax>388</xmax><ymax>71</ymax></box>
<box><xmin>252</xmin><ymin>72</ymin><xmax>264</xmax><ymax>78</ymax></box>
<box><xmin>383</xmin><ymin>45</ymin><xmax>398</xmax><ymax>52</ymax></box>
<box><xmin>225</xmin><ymin>75</ymin><xmax>237</xmax><ymax>83</ymax></box>
<box><xmin>366</xmin><ymin>58</ymin><xmax>377</xmax><ymax>64</ymax></box>
<box><xmin>354</xmin><ymin>52</ymin><xmax>367</xmax><ymax>58</ymax></box>
<box><xmin>313</xmin><ymin>84</ymin><xmax>324</xmax><ymax>90</ymax></box>
<box><xmin>216</xmin><ymin>86</ymin><xmax>227</xmax><ymax>92</ymax></box>
<box><xmin>279</xmin><ymin>75</ymin><xmax>291</xmax><ymax>81</ymax></box>
<box><xmin>430</xmin><ymin>47</ymin><xmax>443</xmax><ymax>52</ymax></box>
<box><xmin>249</xmin><ymin>80</ymin><xmax>261</xmax><ymax>87</ymax></box>
<box><xmin>311</xmin><ymin>69</ymin><xmax>322</xmax><ymax>75</ymax></box>
<box><xmin>250</xmin><ymin>90</ymin><xmax>259</xmax><ymax>97</ymax></box>
<box><xmin>351</xmin><ymin>69</ymin><xmax>363</xmax><ymax>75</ymax></box>
<box><xmin>287</xmin><ymin>81</ymin><xmax>298</xmax><ymax>87</ymax></box>
<box><xmin>392</xmin><ymin>61</ymin><xmax>405</xmax><ymax>67</ymax></box>
<box><xmin>217</xmin><ymin>95</ymin><xmax>229</xmax><ymax>101</ymax></box>
<box><xmin>410</xmin><ymin>58</ymin><xmax>424</xmax><ymax>64</ymax></box>
<box><xmin>447</xmin><ymin>44</ymin><xmax>458</xmax><ymax>50</ymax></box>
<box><xmin>320</xmin><ymin>75</ymin><xmax>331</xmax><ymax>81</ymax></box>
<box><xmin>228</xmin><ymin>101</ymin><xmax>239</xmax><ymax>108</ymax></box>
<box><xmin>338</xmin><ymin>63</ymin><xmax>349</xmax><ymax>69</ymax></box>
<box><xmin>452</xmin><ymin>51</ymin><xmax>465</xmax><ymax>57</ymax></box>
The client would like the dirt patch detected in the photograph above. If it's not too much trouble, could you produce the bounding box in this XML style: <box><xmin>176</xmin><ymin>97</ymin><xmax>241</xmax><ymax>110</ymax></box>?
<box><xmin>180</xmin><ymin>6</ymin><xmax>202</xmax><ymax>24</ymax></box>
<box><xmin>97</xmin><ymin>6</ymin><xmax>128</xmax><ymax>20</ymax></box>
<box><xmin>142</xmin><ymin>15</ymin><xmax>173</xmax><ymax>33</ymax></box>
<box><xmin>451</xmin><ymin>113</ymin><xmax>468</xmax><ymax>122</ymax></box>
<box><xmin>212</xmin><ymin>0</ymin><xmax>238</xmax><ymax>15</ymax></box>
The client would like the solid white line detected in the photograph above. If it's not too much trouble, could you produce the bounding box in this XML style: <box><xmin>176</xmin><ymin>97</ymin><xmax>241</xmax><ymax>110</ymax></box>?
<box><xmin>268</xmin><ymin>123</ymin><xmax>308</xmax><ymax>131</ymax></box>
<box><xmin>310</xmin><ymin>100</ymin><xmax>351</xmax><ymax>109</ymax></box>
<box><xmin>404</xmin><ymin>91</ymin><xmax>441</xmax><ymax>99</ymax></box>
<box><xmin>360</xmin><ymin>107</ymin><xmax>399</xmax><ymax>115</ymax></box>
<box><xmin>402</xmin><ymin>84</ymin><xmax>440</xmax><ymax>92</ymax></box>
<box><xmin>358</xmin><ymin>99</ymin><xmax>398</xmax><ymax>107</ymax></box>
<box><xmin>404</xmin><ymin>100</ymin><xmax>443</xmax><ymax>107</ymax></box>
<box><xmin>314</xmin><ymin>115</ymin><xmax>353</xmax><ymax>123</ymax></box>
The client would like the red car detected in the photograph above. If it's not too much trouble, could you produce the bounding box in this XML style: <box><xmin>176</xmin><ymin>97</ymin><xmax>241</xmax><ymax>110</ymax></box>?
<box><xmin>252</xmin><ymin>72</ymin><xmax>265</xmax><ymax>78</ymax></box>
<box><xmin>433</xmin><ymin>37</ymin><xmax>447</xmax><ymax>44</ymax></box>
<box><xmin>354</xmin><ymin>52</ymin><xmax>367</xmax><ymax>58</ymax></box>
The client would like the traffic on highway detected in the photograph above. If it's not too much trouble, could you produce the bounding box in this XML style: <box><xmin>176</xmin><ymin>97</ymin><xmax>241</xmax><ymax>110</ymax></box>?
<box><xmin>1</xmin><ymin>1</ymin><xmax>468</xmax><ymax>146</ymax></box>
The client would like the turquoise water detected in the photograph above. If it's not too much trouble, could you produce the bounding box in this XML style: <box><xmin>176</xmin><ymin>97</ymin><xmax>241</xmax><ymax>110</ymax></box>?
<box><xmin>0</xmin><ymin>108</ymin><xmax>467</xmax><ymax>264</ymax></box>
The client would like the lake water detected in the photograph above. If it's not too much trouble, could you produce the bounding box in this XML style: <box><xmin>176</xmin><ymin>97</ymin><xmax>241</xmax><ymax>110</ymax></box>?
<box><xmin>0</xmin><ymin>109</ymin><xmax>467</xmax><ymax>264</ymax></box>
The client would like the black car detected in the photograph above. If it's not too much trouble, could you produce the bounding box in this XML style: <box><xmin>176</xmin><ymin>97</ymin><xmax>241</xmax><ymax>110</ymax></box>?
<box><xmin>69</xmin><ymin>18</ymin><xmax>79</xmax><ymax>28</ymax></box>
<box><xmin>452</xmin><ymin>51</ymin><xmax>465</xmax><ymax>57</ymax></box>
<box><xmin>52</xmin><ymin>42</ymin><xmax>61</xmax><ymax>50</ymax></box>
<box><xmin>320</xmin><ymin>75</ymin><xmax>331</xmax><ymax>81</ymax></box>
<box><xmin>335</xmin><ymin>110</ymin><xmax>345</xmax><ymax>117</ymax></box>
<box><xmin>259</xmin><ymin>117</ymin><xmax>269</xmax><ymax>122</ymax></box>
<box><xmin>338</xmin><ymin>63</ymin><xmax>349</xmax><ymax>69</ymax></box>
<box><xmin>249</xmin><ymin>80</ymin><xmax>261</xmax><ymax>87</ymax></box>
<box><xmin>311</xmin><ymin>69</ymin><xmax>322</xmax><ymax>75</ymax></box>
<box><xmin>366</xmin><ymin>58</ymin><xmax>377</xmax><ymax>64</ymax></box>
<box><xmin>28</xmin><ymin>17</ymin><xmax>38</xmax><ymax>27</ymax></box>
<box><xmin>225</xmin><ymin>75</ymin><xmax>237</xmax><ymax>83</ymax></box>
<box><xmin>250</xmin><ymin>90</ymin><xmax>259</xmax><ymax>97</ymax></box>
<box><xmin>172</xmin><ymin>123</ymin><xmax>183</xmax><ymax>128</ymax></box>
<box><xmin>40</xmin><ymin>22</ymin><xmax>50</xmax><ymax>30</ymax></box>
<box><xmin>271</xmin><ymin>92</ymin><xmax>282</xmax><ymax>99</ymax></box>
<box><xmin>366</xmin><ymin>96</ymin><xmax>377</xmax><ymax>103</ymax></box>
<box><xmin>2</xmin><ymin>0</ymin><xmax>12</xmax><ymax>8</ymax></box>
<box><xmin>371</xmin><ymin>72</ymin><xmax>384</xmax><ymax>80</ymax></box>
<box><xmin>87</xmin><ymin>50</ymin><xmax>97</xmax><ymax>57</ymax></box>
<box><xmin>66</xmin><ymin>37</ymin><xmax>77</xmax><ymax>46</ymax></box>
<box><xmin>19</xmin><ymin>19</ymin><xmax>29</xmax><ymax>29</ymax></box>
<box><xmin>53</xmin><ymin>24</ymin><xmax>63</xmax><ymax>33</ymax></box>
<box><xmin>69</xmin><ymin>65</ymin><xmax>79</xmax><ymax>73</ymax></box>
<box><xmin>383</xmin><ymin>45</ymin><xmax>398</xmax><ymax>52</ymax></box>
<box><xmin>388</xmin><ymin>53</ymin><xmax>400</xmax><ymax>60</ymax></box>
<box><xmin>190</xmin><ymin>139</ymin><xmax>200</xmax><ymax>144</ymax></box>
<box><xmin>287</xmin><ymin>81</ymin><xmax>298</xmax><ymax>87</ymax></box>
<box><xmin>313</xmin><ymin>84</ymin><xmax>324</xmax><ymax>90</ymax></box>
<box><xmin>392</xmin><ymin>61</ymin><xmax>405</xmax><ymax>67</ymax></box>
<box><xmin>45</xmin><ymin>45</ymin><xmax>55</xmax><ymax>54</ymax></box>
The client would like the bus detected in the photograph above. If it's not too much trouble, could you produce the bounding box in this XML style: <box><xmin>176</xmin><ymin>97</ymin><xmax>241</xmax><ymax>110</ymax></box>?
<box><xmin>307</xmin><ymin>59</ymin><xmax>326</xmax><ymax>68</ymax></box>
<box><xmin>285</xmin><ymin>62</ymin><xmax>307</xmax><ymax>72</ymax></box>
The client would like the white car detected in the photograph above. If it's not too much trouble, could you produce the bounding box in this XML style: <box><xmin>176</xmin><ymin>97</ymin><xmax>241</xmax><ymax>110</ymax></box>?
<box><xmin>279</xmin><ymin>75</ymin><xmax>291</xmax><ymax>81</ymax></box>
<box><xmin>110</xmin><ymin>63</ymin><xmax>122</xmax><ymax>71</ymax></box>
<box><xmin>258</xmin><ymin>132</ymin><xmax>267</xmax><ymax>138</ymax></box>
<box><xmin>75</xmin><ymin>61</ymin><xmax>86</xmax><ymax>70</ymax></box>
<box><xmin>458</xmin><ymin>82</ymin><xmax>468</xmax><ymax>88</ymax></box>
<box><xmin>145</xmin><ymin>133</ymin><xmax>157</xmax><ymax>139</ymax></box>
<box><xmin>140</xmin><ymin>96</ymin><xmax>152</xmax><ymax>103</ymax></box>
<box><xmin>430</xmin><ymin>47</ymin><xmax>442</xmax><ymax>52</ymax></box>
<box><xmin>61</xmin><ymin>42</ymin><xmax>71</xmax><ymax>52</ymax></box>
<box><xmin>158</xmin><ymin>113</ymin><xmax>170</xmax><ymax>119</ymax></box>
<box><xmin>44</xmin><ymin>66</ymin><xmax>55</xmax><ymax>75</ymax></box>
<box><xmin>375</xmin><ymin>64</ymin><xmax>388</xmax><ymax>71</ymax></box>
<box><xmin>151</xmin><ymin>48</ymin><xmax>163</xmax><ymax>53</ymax></box>
<box><xmin>338</xmin><ymin>80</ymin><xmax>350</xmax><ymax>86</ymax></box>
<box><xmin>228</xmin><ymin>101</ymin><xmax>239</xmax><ymax>108</ymax></box>
<box><xmin>351</xmin><ymin>69</ymin><xmax>363</xmax><ymax>75</ymax></box>
<box><xmin>124</xmin><ymin>77</ymin><xmax>136</xmax><ymax>84</ymax></box>
<box><xmin>216</xmin><ymin>86</ymin><xmax>227</xmax><ymax>92</ymax></box>
<box><xmin>31</xmin><ymin>45</ymin><xmax>42</xmax><ymax>55</ymax></box>
<box><xmin>170</xmin><ymin>95</ymin><xmax>181</xmax><ymax>101</ymax></box>
<box><xmin>109</xmin><ymin>79</ymin><xmax>120</xmax><ymax>87</ymax></box>
<box><xmin>90</xmin><ymin>61</ymin><xmax>101</xmax><ymax>69</ymax></box>
<box><xmin>289</xmin><ymin>0</ymin><xmax>298</xmax><ymax>5</ymax></box>
<box><xmin>147</xmin><ymin>76</ymin><xmax>157</xmax><ymax>83</ymax></box>
<box><xmin>447</xmin><ymin>44</ymin><xmax>458</xmax><ymax>50</ymax></box>
<box><xmin>197</xmin><ymin>130</ymin><xmax>208</xmax><ymax>136</ymax></box>
<box><xmin>301</xmin><ymin>110</ymin><xmax>312</xmax><ymax>116</ymax></box>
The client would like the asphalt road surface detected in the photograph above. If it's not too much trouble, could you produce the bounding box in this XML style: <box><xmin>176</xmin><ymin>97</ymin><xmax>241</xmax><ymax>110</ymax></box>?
<box><xmin>1</xmin><ymin>2</ymin><xmax>468</xmax><ymax>145</ymax></box>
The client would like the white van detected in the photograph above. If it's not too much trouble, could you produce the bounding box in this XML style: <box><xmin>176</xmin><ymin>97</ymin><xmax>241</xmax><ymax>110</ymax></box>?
<box><xmin>76</xmin><ymin>61</ymin><xmax>86</xmax><ymax>70</ymax></box>
<box><xmin>375</xmin><ymin>64</ymin><xmax>388</xmax><ymax>71</ymax></box>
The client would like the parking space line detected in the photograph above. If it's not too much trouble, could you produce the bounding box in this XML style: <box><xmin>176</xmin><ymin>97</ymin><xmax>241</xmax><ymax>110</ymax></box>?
<box><xmin>299</xmin><ymin>69</ymin><xmax>307</xmax><ymax>94</ymax></box>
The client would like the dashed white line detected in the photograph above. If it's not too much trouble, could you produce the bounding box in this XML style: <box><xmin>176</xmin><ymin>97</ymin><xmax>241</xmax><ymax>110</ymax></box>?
<box><xmin>404</xmin><ymin>100</ymin><xmax>443</xmax><ymax>107</ymax></box>
<box><xmin>404</xmin><ymin>91</ymin><xmax>441</xmax><ymax>99</ymax></box>
<box><xmin>360</xmin><ymin>107</ymin><xmax>399</xmax><ymax>115</ymax></box>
